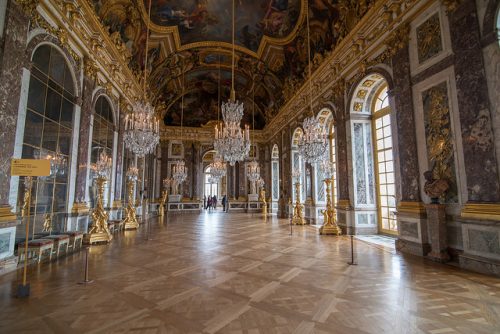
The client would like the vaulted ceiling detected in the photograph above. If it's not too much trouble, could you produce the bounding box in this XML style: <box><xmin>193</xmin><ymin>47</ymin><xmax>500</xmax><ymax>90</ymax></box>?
<box><xmin>90</xmin><ymin>0</ymin><xmax>374</xmax><ymax>130</ymax></box>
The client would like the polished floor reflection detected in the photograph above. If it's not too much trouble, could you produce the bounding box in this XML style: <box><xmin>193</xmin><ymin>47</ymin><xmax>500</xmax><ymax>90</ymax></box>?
<box><xmin>1</xmin><ymin>212</ymin><xmax>500</xmax><ymax>333</ymax></box>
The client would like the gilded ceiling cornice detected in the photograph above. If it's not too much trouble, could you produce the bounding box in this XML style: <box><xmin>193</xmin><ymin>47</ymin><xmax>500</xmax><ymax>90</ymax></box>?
<box><xmin>25</xmin><ymin>0</ymin><xmax>145</xmax><ymax>105</ymax></box>
<box><xmin>262</xmin><ymin>0</ymin><xmax>435</xmax><ymax>139</ymax></box>
<box><xmin>161</xmin><ymin>127</ymin><xmax>266</xmax><ymax>144</ymax></box>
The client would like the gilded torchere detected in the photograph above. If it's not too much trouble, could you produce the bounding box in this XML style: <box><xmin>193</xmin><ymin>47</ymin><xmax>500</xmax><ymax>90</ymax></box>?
<box><xmin>123</xmin><ymin>166</ymin><xmax>139</xmax><ymax>230</ymax></box>
<box><xmin>259</xmin><ymin>187</ymin><xmax>268</xmax><ymax>220</ymax></box>
<box><xmin>159</xmin><ymin>189</ymin><xmax>168</xmax><ymax>217</ymax></box>
<box><xmin>319</xmin><ymin>178</ymin><xmax>342</xmax><ymax>235</ymax></box>
<box><xmin>292</xmin><ymin>181</ymin><xmax>306</xmax><ymax>225</ymax></box>
<box><xmin>83</xmin><ymin>176</ymin><xmax>112</xmax><ymax>244</ymax></box>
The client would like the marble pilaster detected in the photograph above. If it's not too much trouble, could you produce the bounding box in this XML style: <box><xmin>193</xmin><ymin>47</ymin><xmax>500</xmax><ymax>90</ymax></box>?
<box><xmin>114</xmin><ymin>110</ymin><xmax>125</xmax><ymax>201</ymax></box>
<box><xmin>74</xmin><ymin>75</ymin><xmax>96</xmax><ymax>203</ymax></box>
<box><xmin>0</xmin><ymin>1</ymin><xmax>29</xmax><ymax>207</ymax></box>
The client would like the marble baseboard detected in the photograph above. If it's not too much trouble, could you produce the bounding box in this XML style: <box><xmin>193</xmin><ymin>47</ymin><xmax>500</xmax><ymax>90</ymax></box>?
<box><xmin>0</xmin><ymin>255</ymin><xmax>17</xmax><ymax>275</ymax></box>
<box><xmin>396</xmin><ymin>238</ymin><xmax>431</xmax><ymax>257</ymax></box>
<box><xmin>459</xmin><ymin>253</ymin><xmax>500</xmax><ymax>277</ymax></box>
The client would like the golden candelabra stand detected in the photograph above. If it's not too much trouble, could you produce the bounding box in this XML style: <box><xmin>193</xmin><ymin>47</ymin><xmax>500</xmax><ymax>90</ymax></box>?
<box><xmin>259</xmin><ymin>187</ymin><xmax>268</xmax><ymax>221</ymax></box>
<box><xmin>292</xmin><ymin>182</ymin><xmax>306</xmax><ymax>225</ymax></box>
<box><xmin>123</xmin><ymin>179</ymin><xmax>139</xmax><ymax>230</ymax></box>
<box><xmin>42</xmin><ymin>213</ymin><xmax>52</xmax><ymax>233</ymax></box>
<box><xmin>84</xmin><ymin>176</ymin><xmax>112</xmax><ymax>244</ymax></box>
<box><xmin>319</xmin><ymin>178</ymin><xmax>342</xmax><ymax>235</ymax></box>
<box><xmin>159</xmin><ymin>190</ymin><xmax>168</xmax><ymax>217</ymax></box>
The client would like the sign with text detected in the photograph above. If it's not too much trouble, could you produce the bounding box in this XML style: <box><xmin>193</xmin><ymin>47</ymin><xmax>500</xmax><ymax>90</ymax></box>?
<box><xmin>11</xmin><ymin>159</ymin><xmax>50</xmax><ymax>177</ymax></box>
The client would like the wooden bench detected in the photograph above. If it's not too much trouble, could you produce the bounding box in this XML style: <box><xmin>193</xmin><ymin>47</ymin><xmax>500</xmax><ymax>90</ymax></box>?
<box><xmin>44</xmin><ymin>234</ymin><xmax>70</xmax><ymax>259</ymax></box>
<box><xmin>18</xmin><ymin>239</ymin><xmax>54</xmax><ymax>263</ymax></box>
<box><xmin>60</xmin><ymin>231</ymin><xmax>84</xmax><ymax>253</ymax></box>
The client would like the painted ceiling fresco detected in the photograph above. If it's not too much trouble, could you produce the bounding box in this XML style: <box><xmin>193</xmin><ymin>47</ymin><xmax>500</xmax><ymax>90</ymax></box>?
<box><xmin>148</xmin><ymin>0</ymin><xmax>301</xmax><ymax>52</ymax></box>
<box><xmin>90</xmin><ymin>0</ymin><xmax>375</xmax><ymax>129</ymax></box>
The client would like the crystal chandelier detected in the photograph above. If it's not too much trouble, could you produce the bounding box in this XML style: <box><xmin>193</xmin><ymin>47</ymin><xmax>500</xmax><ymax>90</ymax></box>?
<box><xmin>298</xmin><ymin>118</ymin><xmax>328</xmax><ymax>163</ymax></box>
<box><xmin>247</xmin><ymin>160</ymin><xmax>261</xmax><ymax>182</ymax></box>
<box><xmin>214</xmin><ymin>0</ymin><xmax>250</xmax><ymax>166</ymax></box>
<box><xmin>124</xmin><ymin>0</ymin><xmax>159</xmax><ymax>158</ymax></box>
<box><xmin>208</xmin><ymin>154</ymin><xmax>226</xmax><ymax>181</ymax></box>
<box><xmin>124</xmin><ymin>101</ymin><xmax>160</xmax><ymax>157</ymax></box>
<box><xmin>297</xmin><ymin>0</ymin><xmax>327</xmax><ymax>164</ymax></box>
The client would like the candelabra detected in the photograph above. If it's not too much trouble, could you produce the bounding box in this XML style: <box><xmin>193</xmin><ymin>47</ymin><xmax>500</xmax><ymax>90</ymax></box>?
<box><xmin>172</xmin><ymin>160</ymin><xmax>187</xmax><ymax>195</ymax></box>
<box><xmin>123</xmin><ymin>166</ymin><xmax>139</xmax><ymax>230</ymax></box>
<box><xmin>247</xmin><ymin>160</ymin><xmax>261</xmax><ymax>195</ymax></box>
<box><xmin>84</xmin><ymin>151</ymin><xmax>113</xmax><ymax>244</ymax></box>
<box><xmin>291</xmin><ymin>169</ymin><xmax>306</xmax><ymax>225</ymax></box>
<box><xmin>319</xmin><ymin>160</ymin><xmax>341</xmax><ymax>235</ymax></box>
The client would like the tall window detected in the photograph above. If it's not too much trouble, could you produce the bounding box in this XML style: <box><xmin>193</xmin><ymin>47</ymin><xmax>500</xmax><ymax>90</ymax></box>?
<box><xmin>21</xmin><ymin>44</ymin><xmax>75</xmax><ymax>227</ymax></box>
<box><xmin>271</xmin><ymin>145</ymin><xmax>279</xmax><ymax>202</ymax></box>
<box><xmin>372</xmin><ymin>86</ymin><xmax>397</xmax><ymax>233</ymax></box>
<box><xmin>291</xmin><ymin>129</ymin><xmax>304</xmax><ymax>202</ymax></box>
<box><xmin>330</xmin><ymin>124</ymin><xmax>338</xmax><ymax>204</ymax></box>
<box><xmin>91</xmin><ymin>96</ymin><xmax>114</xmax><ymax>206</ymax></box>
<box><xmin>204</xmin><ymin>167</ymin><xmax>218</xmax><ymax>197</ymax></box>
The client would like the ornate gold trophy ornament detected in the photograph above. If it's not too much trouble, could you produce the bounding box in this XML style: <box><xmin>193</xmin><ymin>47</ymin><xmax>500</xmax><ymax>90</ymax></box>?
<box><xmin>159</xmin><ymin>190</ymin><xmax>168</xmax><ymax>218</ymax></box>
<box><xmin>42</xmin><ymin>213</ymin><xmax>52</xmax><ymax>233</ymax></box>
<box><xmin>123</xmin><ymin>166</ymin><xmax>139</xmax><ymax>230</ymax></box>
<box><xmin>84</xmin><ymin>151</ymin><xmax>113</xmax><ymax>245</ymax></box>
<box><xmin>291</xmin><ymin>170</ymin><xmax>306</xmax><ymax>225</ymax></box>
<box><xmin>319</xmin><ymin>178</ymin><xmax>342</xmax><ymax>236</ymax></box>
<box><xmin>259</xmin><ymin>183</ymin><xmax>267</xmax><ymax>221</ymax></box>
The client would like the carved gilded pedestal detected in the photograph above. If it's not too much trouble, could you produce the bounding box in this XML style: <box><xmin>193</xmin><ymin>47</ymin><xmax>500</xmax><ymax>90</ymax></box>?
<box><xmin>292</xmin><ymin>182</ymin><xmax>306</xmax><ymax>225</ymax></box>
<box><xmin>319</xmin><ymin>179</ymin><xmax>341</xmax><ymax>236</ymax></box>
<box><xmin>122</xmin><ymin>180</ymin><xmax>139</xmax><ymax>230</ymax></box>
<box><xmin>84</xmin><ymin>177</ymin><xmax>112</xmax><ymax>244</ymax></box>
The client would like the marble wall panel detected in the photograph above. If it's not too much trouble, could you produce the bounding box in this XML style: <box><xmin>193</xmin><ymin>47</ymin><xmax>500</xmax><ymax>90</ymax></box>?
<box><xmin>449</xmin><ymin>0</ymin><xmax>500</xmax><ymax>202</ymax></box>
<box><xmin>0</xmin><ymin>2</ymin><xmax>29</xmax><ymax>206</ymax></box>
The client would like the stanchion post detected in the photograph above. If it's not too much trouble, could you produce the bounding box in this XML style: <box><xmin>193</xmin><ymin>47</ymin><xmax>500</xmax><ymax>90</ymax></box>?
<box><xmin>17</xmin><ymin>176</ymin><xmax>33</xmax><ymax>298</ymax></box>
<box><xmin>78</xmin><ymin>246</ymin><xmax>94</xmax><ymax>284</ymax></box>
<box><xmin>347</xmin><ymin>234</ymin><xmax>357</xmax><ymax>265</ymax></box>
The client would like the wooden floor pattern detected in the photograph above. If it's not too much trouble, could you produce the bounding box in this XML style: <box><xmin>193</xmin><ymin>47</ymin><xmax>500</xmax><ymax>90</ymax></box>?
<box><xmin>1</xmin><ymin>212</ymin><xmax>499</xmax><ymax>333</ymax></box>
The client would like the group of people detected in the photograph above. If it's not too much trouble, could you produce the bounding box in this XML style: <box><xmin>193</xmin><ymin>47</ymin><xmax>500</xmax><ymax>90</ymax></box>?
<box><xmin>204</xmin><ymin>195</ymin><xmax>228</xmax><ymax>212</ymax></box>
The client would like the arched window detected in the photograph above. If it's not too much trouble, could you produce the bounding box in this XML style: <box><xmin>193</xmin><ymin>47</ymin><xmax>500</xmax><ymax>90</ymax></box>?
<box><xmin>91</xmin><ymin>96</ymin><xmax>114</xmax><ymax>207</ymax></box>
<box><xmin>271</xmin><ymin>145</ymin><xmax>280</xmax><ymax>203</ymax></box>
<box><xmin>496</xmin><ymin>4</ymin><xmax>500</xmax><ymax>45</ymax></box>
<box><xmin>291</xmin><ymin>128</ymin><xmax>305</xmax><ymax>202</ymax></box>
<box><xmin>329</xmin><ymin>123</ymin><xmax>338</xmax><ymax>205</ymax></box>
<box><xmin>372</xmin><ymin>85</ymin><xmax>397</xmax><ymax>233</ymax></box>
<box><xmin>21</xmin><ymin>44</ymin><xmax>75</xmax><ymax>227</ymax></box>
<box><xmin>350</xmin><ymin>74</ymin><xmax>397</xmax><ymax>234</ymax></box>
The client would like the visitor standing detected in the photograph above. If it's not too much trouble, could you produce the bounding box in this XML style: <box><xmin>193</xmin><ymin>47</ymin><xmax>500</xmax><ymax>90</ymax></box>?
<box><xmin>222</xmin><ymin>195</ymin><xmax>226</xmax><ymax>212</ymax></box>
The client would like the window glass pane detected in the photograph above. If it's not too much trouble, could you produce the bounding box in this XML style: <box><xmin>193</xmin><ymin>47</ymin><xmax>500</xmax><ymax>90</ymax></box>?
<box><xmin>27</xmin><ymin>76</ymin><xmax>46</xmax><ymax>114</ymax></box>
<box><xmin>42</xmin><ymin>119</ymin><xmax>57</xmax><ymax>151</ymax></box>
<box><xmin>60</xmin><ymin>98</ymin><xmax>73</xmax><ymax>126</ymax></box>
<box><xmin>63</xmin><ymin>68</ymin><xmax>74</xmax><ymax>94</ymax></box>
<box><xmin>386</xmin><ymin>161</ymin><xmax>394</xmax><ymax>172</ymax></box>
<box><xmin>24</xmin><ymin>111</ymin><xmax>43</xmax><ymax>146</ymax></box>
<box><xmin>33</xmin><ymin>45</ymin><xmax>50</xmax><ymax>74</ymax></box>
<box><xmin>58</xmin><ymin>125</ymin><xmax>72</xmax><ymax>156</ymax></box>
<box><xmin>385</xmin><ymin>150</ymin><xmax>393</xmax><ymax>162</ymax></box>
<box><xmin>375</xmin><ymin>118</ymin><xmax>382</xmax><ymax>129</ymax></box>
<box><xmin>383</xmin><ymin>126</ymin><xmax>391</xmax><ymax>138</ymax></box>
<box><xmin>53</xmin><ymin>184</ymin><xmax>67</xmax><ymax>212</ymax></box>
<box><xmin>49</xmin><ymin>49</ymin><xmax>66</xmax><ymax>87</ymax></box>
<box><xmin>387</xmin><ymin>173</ymin><xmax>395</xmax><ymax>184</ymax></box>
<box><xmin>22</xmin><ymin>145</ymin><xmax>35</xmax><ymax>159</ymax></box>
<box><xmin>35</xmin><ymin>181</ymin><xmax>53</xmax><ymax>214</ymax></box>
<box><xmin>45</xmin><ymin>88</ymin><xmax>62</xmax><ymax>121</ymax></box>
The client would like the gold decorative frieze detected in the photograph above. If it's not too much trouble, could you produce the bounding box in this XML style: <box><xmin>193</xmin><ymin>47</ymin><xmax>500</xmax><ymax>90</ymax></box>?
<box><xmin>461</xmin><ymin>203</ymin><xmax>500</xmax><ymax>222</ymax></box>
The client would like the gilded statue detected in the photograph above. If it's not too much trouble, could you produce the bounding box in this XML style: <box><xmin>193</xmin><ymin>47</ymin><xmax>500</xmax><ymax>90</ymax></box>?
<box><xmin>21</xmin><ymin>189</ymin><xmax>31</xmax><ymax>218</ymax></box>
<box><xmin>42</xmin><ymin>213</ymin><xmax>52</xmax><ymax>232</ymax></box>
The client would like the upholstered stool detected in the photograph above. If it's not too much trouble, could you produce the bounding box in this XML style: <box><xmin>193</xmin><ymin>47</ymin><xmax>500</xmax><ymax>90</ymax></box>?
<box><xmin>60</xmin><ymin>231</ymin><xmax>84</xmax><ymax>252</ymax></box>
<box><xmin>44</xmin><ymin>234</ymin><xmax>70</xmax><ymax>258</ymax></box>
<box><xmin>109</xmin><ymin>220</ymin><xmax>123</xmax><ymax>232</ymax></box>
<box><xmin>107</xmin><ymin>221</ymin><xmax>116</xmax><ymax>234</ymax></box>
<box><xmin>18</xmin><ymin>239</ymin><xmax>54</xmax><ymax>263</ymax></box>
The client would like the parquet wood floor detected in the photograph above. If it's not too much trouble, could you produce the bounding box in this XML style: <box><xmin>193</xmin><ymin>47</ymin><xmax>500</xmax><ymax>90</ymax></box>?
<box><xmin>1</xmin><ymin>212</ymin><xmax>499</xmax><ymax>333</ymax></box>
